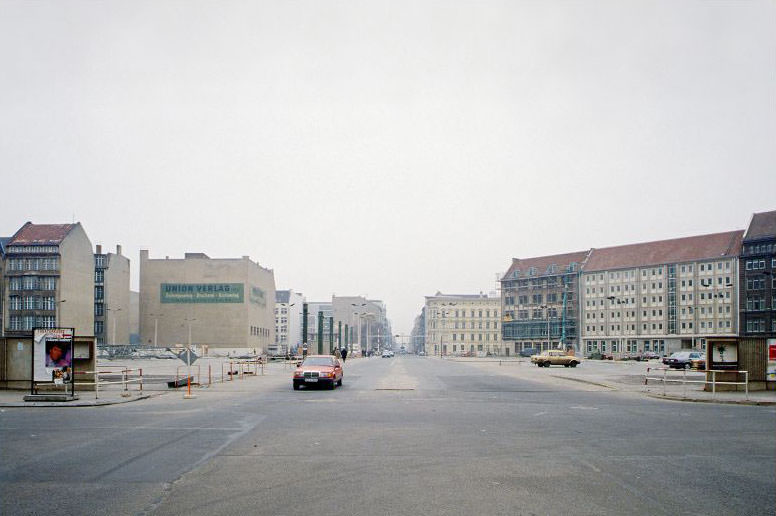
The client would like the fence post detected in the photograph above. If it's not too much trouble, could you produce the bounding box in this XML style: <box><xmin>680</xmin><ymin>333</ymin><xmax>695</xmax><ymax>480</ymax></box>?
<box><xmin>139</xmin><ymin>368</ymin><xmax>143</xmax><ymax>394</ymax></box>
<box><xmin>230</xmin><ymin>361</ymin><xmax>234</xmax><ymax>381</ymax></box>
<box><xmin>95</xmin><ymin>370</ymin><xmax>100</xmax><ymax>400</ymax></box>
<box><xmin>745</xmin><ymin>371</ymin><xmax>749</xmax><ymax>401</ymax></box>
<box><xmin>208</xmin><ymin>364</ymin><xmax>212</xmax><ymax>386</ymax></box>
<box><xmin>682</xmin><ymin>367</ymin><xmax>687</xmax><ymax>398</ymax></box>
<box><xmin>712</xmin><ymin>371</ymin><xmax>716</xmax><ymax>399</ymax></box>
<box><xmin>662</xmin><ymin>368</ymin><xmax>666</xmax><ymax>396</ymax></box>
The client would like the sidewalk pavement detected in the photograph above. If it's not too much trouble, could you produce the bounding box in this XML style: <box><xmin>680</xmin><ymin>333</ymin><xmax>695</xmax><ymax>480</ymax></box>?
<box><xmin>452</xmin><ymin>357</ymin><xmax>776</xmax><ymax>406</ymax></box>
<box><xmin>0</xmin><ymin>388</ymin><xmax>159</xmax><ymax>408</ymax></box>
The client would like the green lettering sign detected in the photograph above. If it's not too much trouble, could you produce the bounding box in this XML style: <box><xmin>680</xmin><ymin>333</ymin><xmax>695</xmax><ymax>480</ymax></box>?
<box><xmin>160</xmin><ymin>283</ymin><xmax>244</xmax><ymax>304</ymax></box>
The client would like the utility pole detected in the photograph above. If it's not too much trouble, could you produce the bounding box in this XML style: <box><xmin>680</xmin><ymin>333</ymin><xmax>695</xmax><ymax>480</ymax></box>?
<box><xmin>317</xmin><ymin>311</ymin><xmax>324</xmax><ymax>355</ymax></box>
<box><xmin>302</xmin><ymin>303</ymin><xmax>308</xmax><ymax>356</ymax></box>
<box><xmin>328</xmin><ymin>316</ymin><xmax>334</xmax><ymax>353</ymax></box>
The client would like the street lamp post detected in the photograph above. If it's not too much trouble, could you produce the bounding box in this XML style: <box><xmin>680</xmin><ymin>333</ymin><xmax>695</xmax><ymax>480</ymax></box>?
<box><xmin>106</xmin><ymin>307</ymin><xmax>122</xmax><ymax>346</ymax></box>
<box><xmin>539</xmin><ymin>304</ymin><xmax>551</xmax><ymax>351</ymax></box>
<box><xmin>149</xmin><ymin>313</ymin><xmax>163</xmax><ymax>348</ymax></box>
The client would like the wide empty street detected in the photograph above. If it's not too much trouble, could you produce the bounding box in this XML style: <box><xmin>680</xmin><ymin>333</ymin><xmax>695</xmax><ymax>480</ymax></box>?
<box><xmin>1</xmin><ymin>356</ymin><xmax>774</xmax><ymax>515</ymax></box>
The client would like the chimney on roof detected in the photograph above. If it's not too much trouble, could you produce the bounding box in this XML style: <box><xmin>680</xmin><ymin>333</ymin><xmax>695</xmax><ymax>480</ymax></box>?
<box><xmin>96</xmin><ymin>244</ymin><xmax>102</xmax><ymax>254</ymax></box>
<box><xmin>116</xmin><ymin>244</ymin><xmax>122</xmax><ymax>255</ymax></box>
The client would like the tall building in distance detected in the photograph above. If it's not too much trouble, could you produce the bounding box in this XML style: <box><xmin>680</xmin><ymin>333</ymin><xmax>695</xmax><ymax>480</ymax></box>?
<box><xmin>740</xmin><ymin>210</ymin><xmax>776</xmax><ymax>338</ymax></box>
<box><xmin>332</xmin><ymin>295</ymin><xmax>390</xmax><ymax>354</ymax></box>
<box><xmin>425</xmin><ymin>292</ymin><xmax>501</xmax><ymax>356</ymax></box>
<box><xmin>93</xmin><ymin>244</ymin><xmax>130</xmax><ymax>346</ymax></box>
<box><xmin>409</xmin><ymin>308</ymin><xmax>425</xmax><ymax>353</ymax></box>
<box><xmin>139</xmin><ymin>250</ymin><xmax>276</xmax><ymax>355</ymax></box>
<box><xmin>580</xmin><ymin>231</ymin><xmax>742</xmax><ymax>356</ymax></box>
<box><xmin>501</xmin><ymin>251</ymin><xmax>590</xmax><ymax>354</ymax></box>
<box><xmin>2</xmin><ymin>223</ymin><xmax>94</xmax><ymax>336</ymax></box>
<box><xmin>274</xmin><ymin>289</ymin><xmax>305</xmax><ymax>355</ymax></box>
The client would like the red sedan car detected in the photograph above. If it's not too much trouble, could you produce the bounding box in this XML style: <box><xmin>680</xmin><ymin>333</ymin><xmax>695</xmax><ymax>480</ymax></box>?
<box><xmin>293</xmin><ymin>355</ymin><xmax>343</xmax><ymax>390</ymax></box>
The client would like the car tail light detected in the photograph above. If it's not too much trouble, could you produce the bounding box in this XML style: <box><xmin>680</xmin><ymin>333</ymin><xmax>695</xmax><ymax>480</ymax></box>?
<box><xmin>293</xmin><ymin>371</ymin><xmax>303</xmax><ymax>377</ymax></box>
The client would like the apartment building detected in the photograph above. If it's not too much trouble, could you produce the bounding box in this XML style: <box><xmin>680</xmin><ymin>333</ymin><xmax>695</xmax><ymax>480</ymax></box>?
<box><xmin>3</xmin><ymin>223</ymin><xmax>94</xmax><ymax>336</ymax></box>
<box><xmin>139</xmin><ymin>250</ymin><xmax>276</xmax><ymax>354</ymax></box>
<box><xmin>501</xmin><ymin>251</ymin><xmax>590</xmax><ymax>354</ymax></box>
<box><xmin>580</xmin><ymin>231</ymin><xmax>743</xmax><ymax>356</ymax></box>
<box><xmin>0</xmin><ymin>237</ymin><xmax>10</xmax><ymax>336</ymax></box>
<box><xmin>739</xmin><ymin>210</ymin><xmax>776</xmax><ymax>337</ymax></box>
<box><xmin>425</xmin><ymin>292</ymin><xmax>501</xmax><ymax>356</ymax></box>
<box><xmin>93</xmin><ymin>244</ymin><xmax>130</xmax><ymax>346</ymax></box>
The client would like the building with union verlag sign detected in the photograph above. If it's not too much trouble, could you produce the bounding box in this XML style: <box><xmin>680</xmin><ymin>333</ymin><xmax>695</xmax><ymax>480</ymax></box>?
<box><xmin>139</xmin><ymin>250</ymin><xmax>276</xmax><ymax>355</ymax></box>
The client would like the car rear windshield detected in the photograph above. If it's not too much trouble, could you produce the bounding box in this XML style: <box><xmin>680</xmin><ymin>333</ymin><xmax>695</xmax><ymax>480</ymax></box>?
<box><xmin>303</xmin><ymin>357</ymin><xmax>335</xmax><ymax>366</ymax></box>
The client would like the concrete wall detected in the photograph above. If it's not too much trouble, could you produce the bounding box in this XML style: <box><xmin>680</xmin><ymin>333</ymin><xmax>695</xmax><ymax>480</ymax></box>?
<box><xmin>140</xmin><ymin>251</ymin><xmax>276</xmax><ymax>353</ymax></box>
<box><xmin>59</xmin><ymin>224</ymin><xmax>95</xmax><ymax>336</ymax></box>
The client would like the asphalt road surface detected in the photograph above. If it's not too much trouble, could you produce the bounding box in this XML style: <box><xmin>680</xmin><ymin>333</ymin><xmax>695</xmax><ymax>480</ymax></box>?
<box><xmin>2</xmin><ymin>356</ymin><xmax>774</xmax><ymax>515</ymax></box>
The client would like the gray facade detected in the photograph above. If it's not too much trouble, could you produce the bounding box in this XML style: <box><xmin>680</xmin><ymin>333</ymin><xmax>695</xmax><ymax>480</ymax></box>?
<box><xmin>139</xmin><ymin>250</ymin><xmax>276</xmax><ymax>354</ymax></box>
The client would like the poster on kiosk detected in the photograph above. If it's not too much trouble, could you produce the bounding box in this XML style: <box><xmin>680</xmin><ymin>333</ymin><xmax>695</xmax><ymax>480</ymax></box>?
<box><xmin>767</xmin><ymin>339</ymin><xmax>776</xmax><ymax>382</ymax></box>
<box><xmin>33</xmin><ymin>328</ymin><xmax>74</xmax><ymax>384</ymax></box>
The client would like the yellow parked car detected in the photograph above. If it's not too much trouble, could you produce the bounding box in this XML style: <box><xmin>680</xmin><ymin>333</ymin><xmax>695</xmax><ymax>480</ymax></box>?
<box><xmin>531</xmin><ymin>349</ymin><xmax>581</xmax><ymax>368</ymax></box>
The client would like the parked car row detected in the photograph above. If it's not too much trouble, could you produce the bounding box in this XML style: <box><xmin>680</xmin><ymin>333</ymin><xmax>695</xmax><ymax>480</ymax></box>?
<box><xmin>663</xmin><ymin>351</ymin><xmax>706</xmax><ymax>370</ymax></box>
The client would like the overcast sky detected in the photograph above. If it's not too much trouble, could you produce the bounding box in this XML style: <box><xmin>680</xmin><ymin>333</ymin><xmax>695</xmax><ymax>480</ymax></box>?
<box><xmin>1</xmin><ymin>1</ymin><xmax>774</xmax><ymax>335</ymax></box>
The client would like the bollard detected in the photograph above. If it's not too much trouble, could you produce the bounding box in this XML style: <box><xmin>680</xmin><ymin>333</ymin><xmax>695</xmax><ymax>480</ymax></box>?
<box><xmin>139</xmin><ymin>368</ymin><xmax>143</xmax><ymax>394</ymax></box>
<box><xmin>230</xmin><ymin>361</ymin><xmax>234</xmax><ymax>381</ymax></box>
<box><xmin>208</xmin><ymin>364</ymin><xmax>212</xmax><ymax>386</ymax></box>
<box><xmin>95</xmin><ymin>370</ymin><xmax>100</xmax><ymax>400</ymax></box>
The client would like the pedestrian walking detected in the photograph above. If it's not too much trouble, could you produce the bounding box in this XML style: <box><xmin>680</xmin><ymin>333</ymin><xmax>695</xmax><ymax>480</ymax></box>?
<box><xmin>334</xmin><ymin>348</ymin><xmax>342</xmax><ymax>359</ymax></box>
<box><xmin>341</xmin><ymin>347</ymin><xmax>348</xmax><ymax>363</ymax></box>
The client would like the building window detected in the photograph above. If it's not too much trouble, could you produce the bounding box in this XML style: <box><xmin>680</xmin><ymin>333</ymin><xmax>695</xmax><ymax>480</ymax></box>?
<box><xmin>95</xmin><ymin>270</ymin><xmax>104</xmax><ymax>283</ymax></box>
<box><xmin>95</xmin><ymin>286</ymin><xmax>104</xmax><ymax>300</ymax></box>
<box><xmin>95</xmin><ymin>321</ymin><xmax>104</xmax><ymax>335</ymax></box>
<box><xmin>95</xmin><ymin>303</ymin><xmax>104</xmax><ymax>316</ymax></box>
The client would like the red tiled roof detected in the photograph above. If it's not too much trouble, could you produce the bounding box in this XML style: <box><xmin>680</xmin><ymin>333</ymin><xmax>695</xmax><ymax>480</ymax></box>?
<box><xmin>9</xmin><ymin>222</ymin><xmax>77</xmax><ymax>245</ymax></box>
<box><xmin>744</xmin><ymin>210</ymin><xmax>776</xmax><ymax>241</ymax></box>
<box><xmin>584</xmin><ymin>230</ymin><xmax>743</xmax><ymax>272</ymax></box>
<box><xmin>502</xmin><ymin>250</ymin><xmax>591</xmax><ymax>280</ymax></box>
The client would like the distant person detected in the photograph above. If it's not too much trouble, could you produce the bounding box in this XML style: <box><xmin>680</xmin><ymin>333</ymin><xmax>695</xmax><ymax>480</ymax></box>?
<box><xmin>341</xmin><ymin>347</ymin><xmax>348</xmax><ymax>363</ymax></box>
<box><xmin>334</xmin><ymin>348</ymin><xmax>342</xmax><ymax>359</ymax></box>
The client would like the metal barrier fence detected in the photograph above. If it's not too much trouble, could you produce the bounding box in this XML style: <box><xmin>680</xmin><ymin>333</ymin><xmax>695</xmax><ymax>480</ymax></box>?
<box><xmin>169</xmin><ymin>358</ymin><xmax>268</xmax><ymax>388</ymax></box>
<box><xmin>644</xmin><ymin>366</ymin><xmax>749</xmax><ymax>400</ymax></box>
<box><xmin>73</xmin><ymin>366</ymin><xmax>144</xmax><ymax>399</ymax></box>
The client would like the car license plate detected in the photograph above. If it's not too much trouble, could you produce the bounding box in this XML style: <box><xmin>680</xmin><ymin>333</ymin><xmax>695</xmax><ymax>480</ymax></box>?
<box><xmin>305</xmin><ymin>378</ymin><xmax>318</xmax><ymax>382</ymax></box>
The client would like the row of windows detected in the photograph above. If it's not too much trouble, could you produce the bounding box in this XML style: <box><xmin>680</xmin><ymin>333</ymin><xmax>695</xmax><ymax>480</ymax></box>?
<box><xmin>8</xmin><ymin>277</ymin><xmax>57</xmax><ymax>291</ymax></box>
<box><xmin>8</xmin><ymin>315</ymin><xmax>57</xmax><ymax>330</ymax></box>
<box><xmin>745</xmin><ymin>297</ymin><xmax>776</xmax><ymax>311</ymax></box>
<box><xmin>743</xmin><ymin>243</ymin><xmax>775</xmax><ymax>255</ymax></box>
<box><xmin>585</xmin><ymin>319</ymin><xmax>732</xmax><ymax>333</ymax></box>
<box><xmin>6</xmin><ymin>257</ymin><xmax>59</xmax><ymax>271</ymax></box>
<box><xmin>250</xmin><ymin>326</ymin><xmax>269</xmax><ymax>337</ymax></box>
<box><xmin>745</xmin><ymin>259</ymin><xmax>775</xmax><ymax>270</ymax></box>
<box><xmin>745</xmin><ymin>319</ymin><xmax>776</xmax><ymax>333</ymax></box>
<box><xmin>7</xmin><ymin>296</ymin><xmax>56</xmax><ymax>311</ymax></box>
<box><xmin>7</xmin><ymin>245</ymin><xmax>58</xmax><ymax>254</ymax></box>
<box><xmin>437</xmin><ymin>333</ymin><xmax>500</xmax><ymax>342</ymax></box>
<box><xmin>585</xmin><ymin>340</ymin><xmax>668</xmax><ymax>353</ymax></box>
<box><xmin>432</xmin><ymin>309</ymin><xmax>500</xmax><ymax>318</ymax></box>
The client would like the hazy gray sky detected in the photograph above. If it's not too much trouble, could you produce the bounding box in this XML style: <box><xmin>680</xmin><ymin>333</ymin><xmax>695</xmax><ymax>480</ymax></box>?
<box><xmin>1</xmin><ymin>1</ymin><xmax>774</xmax><ymax>334</ymax></box>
